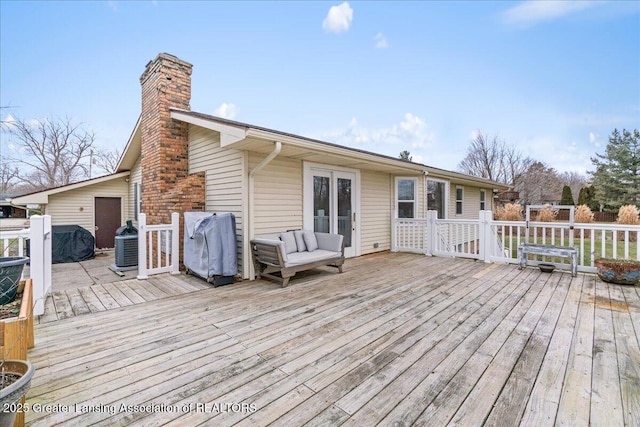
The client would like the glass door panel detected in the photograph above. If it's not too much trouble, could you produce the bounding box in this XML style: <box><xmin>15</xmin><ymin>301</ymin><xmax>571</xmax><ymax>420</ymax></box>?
<box><xmin>337</xmin><ymin>177</ymin><xmax>352</xmax><ymax>248</ymax></box>
<box><xmin>313</xmin><ymin>175</ymin><xmax>331</xmax><ymax>233</ymax></box>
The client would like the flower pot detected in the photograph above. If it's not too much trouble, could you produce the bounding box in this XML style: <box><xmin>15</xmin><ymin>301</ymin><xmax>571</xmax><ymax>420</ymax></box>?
<box><xmin>0</xmin><ymin>257</ymin><xmax>29</xmax><ymax>306</ymax></box>
<box><xmin>594</xmin><ymin>259</ymin><xmax>640</xmax><ymax>285</ymax></box>
<box><xmin>0</xmin><ymin>360</ymin><xmax>35</xmax><ymax>427</ymax></box>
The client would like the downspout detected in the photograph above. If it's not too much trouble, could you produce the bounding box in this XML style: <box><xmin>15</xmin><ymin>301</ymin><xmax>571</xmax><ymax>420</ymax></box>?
<box><xmin>247</xmin><ymin>141</ymin><xmax>282</xmax><ymax>279</ymax></box>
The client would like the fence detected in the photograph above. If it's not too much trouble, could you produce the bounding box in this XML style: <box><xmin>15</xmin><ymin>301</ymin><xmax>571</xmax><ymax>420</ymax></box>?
<box><xmin>0</xmin><ymin>216</ymin><xmax>52</xmax><ymax>317</ymax></box>
<box><xmin>1</xmin><ymin>228</ymin><xmax>30</xmax><ymax>257</ymax></box>
<box><xmin>137</xmin><ymin>212</ymin><xmax>180</xmax><ymax>279</ymax></box>
<box><xmin>393</xmin><ymin>210</ymin><xmax>640</xmax><ymax>274</ymax></box>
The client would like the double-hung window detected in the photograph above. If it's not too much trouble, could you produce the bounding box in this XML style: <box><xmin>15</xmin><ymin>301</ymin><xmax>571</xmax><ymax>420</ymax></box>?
<box><xmin>396</xmin><ymin>178</ymin><xmax>417</xmax><ymax>218</ymax></box>
<box><xmin>480</xmin><ymin>189</ymin><xmax>486</xmax><ymax>211</ymax></box>
<box><xmin>455</xmin><ymin>186</ymin><xmax>464</xmax><ymax>215</ymax></box>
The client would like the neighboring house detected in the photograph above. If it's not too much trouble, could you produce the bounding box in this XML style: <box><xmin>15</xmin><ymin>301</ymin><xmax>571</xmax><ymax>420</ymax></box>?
<box><xmin>114</xmin><ymin>53</ymin><xmax>509</xmax><ymax>280</ymax></box>
<box><xmin>0</xmin><ymin>193</ymin><xmax>29</xmax><ymax>230</ymax></box>
<box><xmin>9</xmin><ymin>172</ymin><xmax>130</xmax><ymax>248</ymax></box>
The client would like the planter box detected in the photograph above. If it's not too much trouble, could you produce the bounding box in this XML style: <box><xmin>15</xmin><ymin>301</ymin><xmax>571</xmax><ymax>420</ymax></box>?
<box><xmin>0</xmin><ymin>278</ymin><xmax>34</xmax><ymax>427</ymax></box>
<box><xmin>595</xmin><ymin>259</ymin><xmax>640</xmax><ymax>285</ymax></box>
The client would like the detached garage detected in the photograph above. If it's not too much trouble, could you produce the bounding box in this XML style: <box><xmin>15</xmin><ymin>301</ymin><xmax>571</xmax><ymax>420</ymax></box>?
<box><xmin>10</xmin><ymin>172</ymin><xmax>131</xmax><ymax>249</ymax></box>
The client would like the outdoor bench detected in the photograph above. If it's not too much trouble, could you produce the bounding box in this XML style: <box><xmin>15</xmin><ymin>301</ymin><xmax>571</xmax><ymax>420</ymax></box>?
<box><xmin>518</xmin><ymin>243</ymin><xmax>578</xmax><ymax>277</ymax></box>
<box><xmin>251</xmin><ymin>230</ymin><xmax>344</xmax><ymax>287</ymax></box>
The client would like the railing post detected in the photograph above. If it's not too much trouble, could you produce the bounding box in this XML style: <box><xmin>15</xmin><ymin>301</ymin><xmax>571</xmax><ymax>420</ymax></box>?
<box><xmin>170</xmin><ymin>212</ymin><xmax>180</xmax><ymax>275</ymax></box>
<box><xmin>29</xmin><ymin>215</ymin><xmax>51</xmax><ymax>316</ymax></box>
<box><xmin>137</xmin><ymin>213</ymin><xmax>148</xmax><ymax>280</ymax></box>
<box><xmin>480</xmin><ymin>210</ymin><xmax>494</xmax><ymax>263</ymax></box>
<box><xmin>391</xmin><ymin>210</ymin><xmax>397</xmax><ymax>252</ymax></box>
<box><xmin>426</xmin><ymin>210</ymin><xmax>437</xmax><ymax>256</ymax></box>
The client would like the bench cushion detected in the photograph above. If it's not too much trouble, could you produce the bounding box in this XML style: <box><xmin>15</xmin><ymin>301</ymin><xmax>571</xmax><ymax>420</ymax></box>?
<box><xmin>284</xmin><ymin>249</ymin><xmax>341</xmax><ymax>267</ymax></box>
<box><xmin>294</xmin><ymin>230</ymin><xmax>307</xmax><ymax>252</ymax></box>
<box><xmin>280</xmin><ymin>231</ymin><xmax>298</xmax><ymax>254</ymax></box>
<box><xmin>303</xmin><ymin>230</ymin><xmax>319</xmax><ymax>252</ymax></box>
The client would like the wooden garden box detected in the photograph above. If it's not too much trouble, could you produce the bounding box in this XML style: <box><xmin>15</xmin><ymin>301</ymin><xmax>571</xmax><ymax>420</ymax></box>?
<box><xmin>0</xmin><ymin>278</ymin><xmax>35</xmax><ymax>427</ymax></box>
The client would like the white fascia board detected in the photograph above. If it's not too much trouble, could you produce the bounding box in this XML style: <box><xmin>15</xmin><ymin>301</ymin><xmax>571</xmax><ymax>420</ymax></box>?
<box><xmin>170</xmin><ymin>111</ymin><xmax>247</xmax><ymax>146</ymax></box>
<box><xmin>10</xmin><ymin>171</ymin><xmax>130</xmax><ymax>205</ymax></box>
<box><xmin>245</xmin><ymin>128</ymin><xmax>427</xmax><ymax>174</ymax></box>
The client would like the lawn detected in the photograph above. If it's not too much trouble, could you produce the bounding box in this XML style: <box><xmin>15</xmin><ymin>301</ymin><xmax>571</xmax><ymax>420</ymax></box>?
<box><xmin>497</xmin><ymin>235</ymin><xmax>638</xmax><ymax>267</ymax></box>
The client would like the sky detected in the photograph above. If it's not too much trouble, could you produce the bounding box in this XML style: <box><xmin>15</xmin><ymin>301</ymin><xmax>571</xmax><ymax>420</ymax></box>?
<box><xmin>1</xmin><ymin>1</ymin><xmax>639</xmax><ymax>177</ymax></box>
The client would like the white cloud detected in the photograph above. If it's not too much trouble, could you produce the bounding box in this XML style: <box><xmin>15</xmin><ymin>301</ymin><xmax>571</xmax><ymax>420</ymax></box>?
<box><xmin>107</xmin><ymin>1</ymin><xmax>118</xmax><ymax>12</ymax></box>
<box><xmin>214</xmin><ymin>103</ymin><xmax>237</xmax><ymax>120</ymax></box>
<box><xmin>374</xmin><ymin>33</ymin><xmax>389</xmax><ymax>49</ymax></box>
<box><xmin>322</xmin><ymin>2</ymin><xmax>353</xmax><ymax>34</ymax></box>
<box><xmin>589</xmin><ymin>131</ymin><xmax>597</xmax><ymax>143</ymax></box>
<box><xmin>3</xmin><ymin>114</ymin><xmax>16</xmax><ymax>126</ymax></box>
<box><xmin>503</xmin><ymin>1</ymin><xmax>602</xmax><ymax>27</ymax></box>
<box><xmin>318</xmin><ymin>113</ymin><xmax>435</xmax><ymax>159</ymax></box>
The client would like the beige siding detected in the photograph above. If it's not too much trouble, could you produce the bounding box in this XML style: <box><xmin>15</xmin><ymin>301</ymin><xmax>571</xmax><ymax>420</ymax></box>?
<box><xmin>45</xmin><ymin>177</ymin><xmax>129</xmax><ymax>236</ymax></box>
<box><xmin>449</xmin><ymin>184</ymin><xmax>487</xmax><ymax>220</ymax></box>
<box><xmin>188</xmin><ymin>125</ymin><xmax>245</xmax><ymax>274</ymax></box>
<box><xmin>250</xmin><ymin>154</ymin><xmax>303</xmax><ymax>236</ymax></box>
<box><xmin>361</xmin><ymin>170</ymin><xmax>392</xmax><ymax>254</ymax></box>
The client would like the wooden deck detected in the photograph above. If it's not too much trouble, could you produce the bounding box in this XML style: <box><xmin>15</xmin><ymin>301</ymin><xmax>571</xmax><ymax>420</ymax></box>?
<box><xmin>25</xmin><ymin>252</ymin><xmax>640</xmax><ymax>426</ymax></box>
<box><xmin>38</xmin><ymin>273</ymin><xmax>210</xmax><ymax>323</ymax></box>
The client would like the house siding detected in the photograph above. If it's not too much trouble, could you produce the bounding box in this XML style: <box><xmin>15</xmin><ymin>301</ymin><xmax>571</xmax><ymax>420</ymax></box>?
<box><xmin>45</xmin><ymin>177</ymin><xmax>129</xmax><ymax>236</ymax></box>
<box><xmin>188</xmin><ymin>125</ymin><xmax>245</xmax><ymax>274</ymax></box>
<box><xmin>449</xmin><ymin>184</ymin><xmax>487</xmax><ymax>219</ymax></box>
<box><xmin>250</xmin><ymin>154</ymin><xmax>303</xmax><ymax>236</ymax></box>
<box><xmin>361</xmin><ymin>170</ymin><xmax>392</xmax><ymax>254</ymax></box>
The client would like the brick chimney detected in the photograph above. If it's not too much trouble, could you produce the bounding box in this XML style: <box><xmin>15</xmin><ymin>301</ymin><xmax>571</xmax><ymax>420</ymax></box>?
<box><xmin>139</xmin><ymin>53</ymin><xmax>205</xmax><ymax>261</ymax></box>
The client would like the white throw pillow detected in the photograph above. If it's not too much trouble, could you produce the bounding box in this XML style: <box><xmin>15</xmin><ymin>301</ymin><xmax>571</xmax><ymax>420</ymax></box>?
<box><xmin>303</xmin><ymin>230</ymin><xmax>318</xmax><ymax>252</ymax></box>
<box><xmin>280</xmin><ymin>231</ymin><xmax>298</xmax><ymax>254</ymax></box>
<box><xmin>294</xmin><ymin>230</ymin><xmax>307</xmax><ymax>252</ymax></box>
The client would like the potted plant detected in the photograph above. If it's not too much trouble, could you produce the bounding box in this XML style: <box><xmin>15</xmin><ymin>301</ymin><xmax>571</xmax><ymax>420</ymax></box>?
<box><xmin>594</xmin><ymin>258</ymin><xmax>640</xmax><ymax>285</ymax></box>
<box><xmin>0</xmin><ymin>257</ymin><xmax>30</xmax><ymax>305</ymax></box>
<box><xmin>0</xmin><ymin>360</ymin><xmax>35</xmax><ymax>426</ymax></box>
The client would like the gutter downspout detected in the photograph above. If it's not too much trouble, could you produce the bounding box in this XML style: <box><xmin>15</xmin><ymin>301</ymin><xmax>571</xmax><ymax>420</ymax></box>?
<box><xmin>246</xmin><ymin>141</ymin><xmax>282</xmax><ymax>279</ymax></box>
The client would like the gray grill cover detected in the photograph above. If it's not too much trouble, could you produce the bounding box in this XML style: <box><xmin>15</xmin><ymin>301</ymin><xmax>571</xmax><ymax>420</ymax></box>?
<box><xmin>184</xmin><ymin>212</ymin><xmax>238</xmax><ymax>278</ymax></box>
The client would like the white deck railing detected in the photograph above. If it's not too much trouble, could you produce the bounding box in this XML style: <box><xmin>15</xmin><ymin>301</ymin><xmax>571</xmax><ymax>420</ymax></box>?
<box><xmin>137</xmin><ymin>212</ymin><xmax>180</xmax><ymax>279</ymax></box>
<box><xmin>0</xmin><ymin>216</ymin><xmax>52</xmax><ymax>316</ymax></box>
<box><xmin>394</xmin><ymin>210</ymin><xmax>640</xmax><ymax>274</ymax></box>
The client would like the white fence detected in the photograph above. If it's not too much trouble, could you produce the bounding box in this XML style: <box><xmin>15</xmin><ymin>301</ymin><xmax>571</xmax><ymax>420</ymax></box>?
<box><xmin>137</xmin><ymin>212</ymin><xmax>180</xmax><ymax>279</ymax></box>
<box><xmin>0</xmin><ymin>215</ymin><xmax>52</xmax><ymax>316</ymax></box>
<box><xmin>393</xmin><ymin>210</ymin><xmax>640</xmax><ymax>274</ymax></box>
<box><xmin>1</xmin><ymin>228</ymin><xmax>30</xmax><ymax>257</ymax></box>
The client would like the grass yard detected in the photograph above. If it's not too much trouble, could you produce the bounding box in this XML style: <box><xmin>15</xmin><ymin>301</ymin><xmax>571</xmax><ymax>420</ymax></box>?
<box><xmin>497</xmin><ymin>235</ymin><xmax>638</xmax><ymax>267</ymax></box>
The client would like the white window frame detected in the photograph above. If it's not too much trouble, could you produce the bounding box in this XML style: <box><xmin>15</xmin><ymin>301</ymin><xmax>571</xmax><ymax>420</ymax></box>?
<box><xmin>395</xmin><ymin>177</ymin><xmax>418</xmax><ymax>219</ymax></box>
<box><xmin>455</xmin><ymin>186</ymin><xmax>464</xmax><ymax>216</ymax></box>
<box><xmin>426</xmin><ymin>178</ymin><xmax>449</xmax><ymax>219</ymax></box>
<box><xmin>480</xmin><ymin>189</ymin><xmax>486</xmax><ymax>211</ymax></box>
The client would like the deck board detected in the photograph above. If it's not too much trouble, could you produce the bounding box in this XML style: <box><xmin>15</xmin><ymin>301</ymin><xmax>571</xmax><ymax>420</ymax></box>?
<box><xmin>25</xmin><ymin>252</ymin><xmax>640</xmax><ymax>427</ymax></box>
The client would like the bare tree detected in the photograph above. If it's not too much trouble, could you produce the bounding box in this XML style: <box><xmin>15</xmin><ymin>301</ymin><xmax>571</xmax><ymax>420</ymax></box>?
<box><xmin>515</xmin><ymin>161</ymin><xmax>562</xmax><ymax>205</ymax></box>
<box><xmin>4</xmin><ymin>116</ymin><xmax>96</xmax><ymax>190</ymax></box>
<box><xmin>0</xmin><ymin>163</ymin><xmax>19</xmax><ymax>193</ymax></box>
<box><xmin>458</xmin><ymin>131</ymin><xmax>533</xmax><ymax>185</ymax></box>
<box><xmin>93</xmin><ymin>147</ymin><xmax>123</xmax><ymax>175</ymax></box>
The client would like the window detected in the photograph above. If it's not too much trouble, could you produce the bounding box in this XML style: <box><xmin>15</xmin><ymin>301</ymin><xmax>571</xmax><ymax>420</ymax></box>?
<box><xmin>427</xmin><ymin>179</ymin><xmax>446</xmax><ymax>219</ymax></box>
<box><xmin>480</xmin><ymin>189</ymin><xmax>486</xmax><ymax>211</ymax></box>
<box><xmin>456</xmin><ymin>186</ymin><xmax>464</xmax><ymax>215</ymax></box>
<box><xmin>396</xmin><ymin>178</ymin><xmax>417</xmax><ymax>218</ymax></box>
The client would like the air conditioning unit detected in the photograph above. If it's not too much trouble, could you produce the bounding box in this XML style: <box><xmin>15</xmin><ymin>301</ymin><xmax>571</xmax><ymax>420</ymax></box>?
<box><xmin>115</xmin><ymin>235</ymin><xmax>138</xmax><ymax>268</ymax></box>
